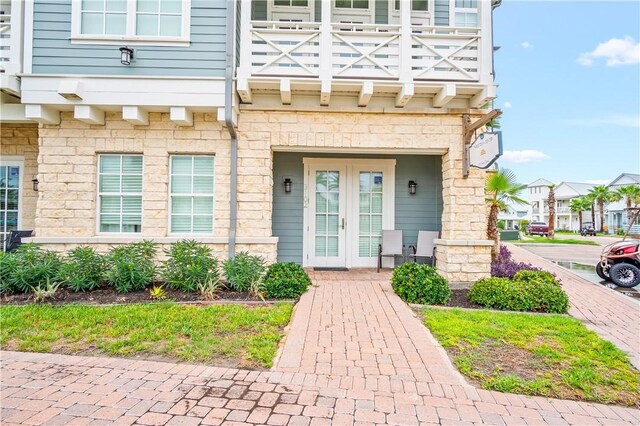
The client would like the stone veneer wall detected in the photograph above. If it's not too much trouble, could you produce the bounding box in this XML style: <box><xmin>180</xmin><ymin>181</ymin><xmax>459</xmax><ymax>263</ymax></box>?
<box><xmin>0</xmin><ymin>123</ymin><xmax>39</xmax><ymax>234</ymax></box>
<box><xmin>236</xmin><ymin>110</ymin><xmax>492</xmax><ymax>282</ymax></box>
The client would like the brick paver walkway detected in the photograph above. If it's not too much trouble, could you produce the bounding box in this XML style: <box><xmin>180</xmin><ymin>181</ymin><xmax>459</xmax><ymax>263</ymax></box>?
<box><xmin>2</xmin><ymin>267</ymin><xmax>639</xmax><ymax>425</ymax></box>
<box><xmin>508</xmin><ymin>244</ymin><xmax>640</xmax><ymax>370</ymax></box>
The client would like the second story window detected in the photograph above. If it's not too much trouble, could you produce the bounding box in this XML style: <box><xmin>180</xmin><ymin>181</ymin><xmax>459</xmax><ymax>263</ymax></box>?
<box><xmin>73</xmin><ymin>0</ymin><xmax>191</xmax><ymax>44</ymax></box>
<box><xmin>335</xmin><ymin>0</ymin><xmax>369</xmax><ymax>9</ymax></box>
<box><xmin>274</xmin><ymin>0</ymin><xmax>309</xmax><ymax>6</ymax></box>
<box><xmin>454</xmin><ymin>0</ymin><xmax>478</xmax><ymax>28</ymax></box>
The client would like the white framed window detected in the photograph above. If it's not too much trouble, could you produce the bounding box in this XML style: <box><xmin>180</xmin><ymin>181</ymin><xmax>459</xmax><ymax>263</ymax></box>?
<box><xmin>394</xmin><ymin>0</ymin><xmax>429</xmax><ymax>12</ymax></box>
<box><xmin>98</xmin><ymin>155</ymin><xmax>143</xmax><ymax>233</ymax></box>
<box><xmin>72</xmin><ymin>0</ymin><xmax>191</xmax><ymax>45</ymax></box>
<box><xmin>335</xmin><ymin>0</ymin><xmax>369</xmax><ymax>9</ymax></box>
<box><xmin>0</xmin><ymin>158</ymin><xmax>23</xmax><ymax>250</ymax></box>
<box><xmin>169</xmin><ymin>156</ymin><xmax>215</xmax><ymax>234</ymax></box>
<box><xmin>453</xmin><ymin>0</ymin><xmax>478</xmax><ymax>28</ymax></box>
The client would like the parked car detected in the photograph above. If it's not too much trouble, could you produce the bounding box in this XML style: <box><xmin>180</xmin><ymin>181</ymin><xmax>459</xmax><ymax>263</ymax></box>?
<box><xmin>580</xmin><ymin>223</ymin><xmax>596</xmax><ymax>236</ymax></box>
<box><xmin>525</xmin><ymin>222</ymin><xmax>549</xmax><ymax>237</ymax></box>
<box><xmin>597</xmin><ymin>239</ymin><xmax>640</xmax><ymax>287</ymax></box>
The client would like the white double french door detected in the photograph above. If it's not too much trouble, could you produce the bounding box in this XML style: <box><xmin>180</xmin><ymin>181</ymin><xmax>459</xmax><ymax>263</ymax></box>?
<box><xmin>304</xmin><ymin>158</ymin><xmax>395</xmax><ymax>268</ymax></box>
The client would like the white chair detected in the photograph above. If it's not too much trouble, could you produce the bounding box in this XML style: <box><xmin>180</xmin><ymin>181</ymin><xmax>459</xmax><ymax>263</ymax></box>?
<box><xmin>407</xmin><ymin>231</ymin><xmax>438</xmax><ymax>267</ymax></box>
<box><xmin>378</xmin><ymin>230</ymin><xmax>405</xmax><ymax>272</ymax></box>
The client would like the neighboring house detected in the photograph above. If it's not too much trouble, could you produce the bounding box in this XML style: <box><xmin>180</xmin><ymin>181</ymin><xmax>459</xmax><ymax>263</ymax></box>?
<box><xmin>497</xmin><ymin>202</ymin><xmax>528</xmax><ymax>230</ymax></box>
<box><xmin>1</xmin><ymin>0</ymin><xmax>501</xmax><ymax>283</ymax></box>
<box><xmin>553</xmin><ymin>182</ymin><xmax>596</xmax><ymax>231</ymax></box>
<box><xmin>607</xmin><ymin>173</ymin><xmax>640</xmax><ymax>232</ymax></box>
<box><xmin>527</xmin><ymin>178</ymin><xmax>552</xmax><ymax>223</ymax></box>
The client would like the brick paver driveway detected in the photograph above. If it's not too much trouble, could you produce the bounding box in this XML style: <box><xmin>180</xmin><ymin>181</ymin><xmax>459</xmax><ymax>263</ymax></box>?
<box><xmin>2</xmin><ymin>268</ymin><xmax>639</xmax><ymax>425</ymax></box>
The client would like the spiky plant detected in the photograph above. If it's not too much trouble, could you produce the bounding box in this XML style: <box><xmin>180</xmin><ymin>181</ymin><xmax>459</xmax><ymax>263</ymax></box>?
<box><xmin>485</xmin><ymin>168</ymin><xmax>528</xmax><ymax>260</ymax></box>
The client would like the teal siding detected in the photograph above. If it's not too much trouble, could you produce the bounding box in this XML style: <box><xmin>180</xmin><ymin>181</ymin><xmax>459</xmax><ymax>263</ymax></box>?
<box><xmin>272</xmin><ymin>153</ymin><xmax>443</xmax><ymax>264</ymax></box>
<box><xmin>375</xmin><ymin>0</ymin><xmax>388</xmax><ymax>24</ymax></box>
<box><xmin>32</xmin><ymin>0</ymin><xmax>228</xmax><ymax>76</ymax></box>
<box><xmin>435</xmin><ymin>0</ymin><xmax>450</xmax><ymax>26</ymax></box>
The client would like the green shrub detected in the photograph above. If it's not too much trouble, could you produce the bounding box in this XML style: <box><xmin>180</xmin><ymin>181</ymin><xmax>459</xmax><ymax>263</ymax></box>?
<box><xmin>513</xmin><ymin>270</ymin><xmax>559</xmax><ymax>286</ymax></box>
<box><xmin>391</xmin><ymin>262</ymin><xmax>451</xmax><ymax>305</ymax></box>
<box><xmin>2</xmin><ymin>244</ymin><xmax>62</xmax><ymax>294</ymax></box>
<box><xmin>105</xmin><ymin>241</ymin><xmax>157</xmax><ymax>293</ymax></box>
<box><xmin>223</xmin><ymin>252</ymin><xmax>266</xmax><ymax>292</ymax></box>
<box><xmin>263</xmin><ymin>263</ymin><xmax>311</xmax><ymax>299</ymax></box>
<box><xmin>57</xmin><ymin>246</ymin><xmax>105</xmax><ymax>292</ymax></box>
<box><xmin>468</xmin><ymin>278</ymin><xmax>533</xmax><ymax>311</ymax></box>
<box><xmin>161</xmin><ymin>240</ymin><xmax>220</xmax><ymax>292</ymax></box>
<box><xmin>469</xmin><ymin>276</ymin><xmax>569</xmax><ymax>314</ymax></box>
<box><xmin>0</xmin><ymin>251</ymin><xmax>17</xmax><ymax>294</ymax></box>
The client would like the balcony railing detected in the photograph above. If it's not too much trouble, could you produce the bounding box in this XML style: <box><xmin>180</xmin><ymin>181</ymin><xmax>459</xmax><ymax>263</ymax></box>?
<box><xmin>246</xmin><ymin>20</ymin><xmax>483</xmax><ymax>82</ymax></box>
<box><xmin>0</xmin><ymin>0</ymin><xmax>22</xmax><ymax>95</ymax></box>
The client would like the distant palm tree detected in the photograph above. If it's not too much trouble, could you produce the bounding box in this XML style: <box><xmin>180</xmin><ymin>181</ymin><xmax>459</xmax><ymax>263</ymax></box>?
<box><xmin>615</xmin><ymin>184</ymin><xmax>640</xmax><ymax>225</ymax></box>
<box><xmin>569</xmin><ymin>197</ymin><xmax>591</xmax><ymax>231</ymax></box>
<box><xmin>486</xmin><ymin>168</ymin><xmax>527</xmax><ymax>260</ymax></box>
<box><xmin>588</xmin><ymin>185</ymin><xmax>615</xmax><ymax>232</ymax></box>
<box><xmin>547</xmin><ymin>185</ymin><xmax>556</xmax><ymax>238</ymax></box>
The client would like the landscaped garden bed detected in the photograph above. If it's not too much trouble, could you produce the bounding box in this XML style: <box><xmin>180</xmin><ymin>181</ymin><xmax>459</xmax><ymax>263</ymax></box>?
<box><xmin>0</xmin><ymin>303</ymin><xmax>292</xmax><ymax>369</ymax></box>
<box><xmin>421</xmin><ymin>308</ymin><xmax>640</xmax><ymax>407</ymax></box>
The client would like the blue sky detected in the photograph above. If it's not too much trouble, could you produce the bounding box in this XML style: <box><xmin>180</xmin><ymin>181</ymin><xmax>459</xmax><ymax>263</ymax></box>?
<box><xmin>492</xmin><ymin>0</ymin><xmax>640</xmax><ymax>188</ymax></box>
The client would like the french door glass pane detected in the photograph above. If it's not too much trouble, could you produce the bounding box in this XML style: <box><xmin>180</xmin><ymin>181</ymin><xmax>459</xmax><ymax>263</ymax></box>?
<box><xmin>359</xmin><ymin>171</ymin><xmax>383</xmax><ymax>257</ymax></box>
<box><xmin>315</xmin><ymin>170</ymin><xmax>339</xmax><ymax>257</ymax></box>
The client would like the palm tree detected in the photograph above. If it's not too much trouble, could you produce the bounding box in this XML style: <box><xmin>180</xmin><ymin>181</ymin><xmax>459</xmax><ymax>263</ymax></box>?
<box><xmin>615</xmin><ymin>184</ymin><xmax>640</xmax><ymax>225</ymax></box>
<box><xmin>547</xmin><ymin>185</ymin><xmax>556</xmax><ymax>238</ymax></box>
<box><xmin>486</xmin><ymin>168</ymin><xmax>527</xmax><ymax>260</ymax></box>
<box><xmin>569</xmin><ymin>196</ymin><xmax>591</xmax><ymax>231</ymax></box>
<box><xmin>588</xmin><ymin>185</ymin><xmax>615</xmax><ymax>232</ymax></box>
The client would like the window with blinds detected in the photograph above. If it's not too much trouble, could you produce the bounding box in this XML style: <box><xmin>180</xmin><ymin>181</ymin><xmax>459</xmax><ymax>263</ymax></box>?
<box><xmin>98</xmin><ymin>155</ymin><xmax>143</xmax><ymax>233</ymax></box>
<box><xmin>170</xmin><ymin>156</ymin><xmax>215</xmax><ymax>234</ymax></box>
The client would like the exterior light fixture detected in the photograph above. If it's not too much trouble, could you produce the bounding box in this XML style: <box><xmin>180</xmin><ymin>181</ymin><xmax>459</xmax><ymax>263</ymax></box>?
<box><xmin>32</xmin><ymin>177</ymin><xmax>39</xmax><ymax>192</ymax></box>
<box><xmin>119</xmin><ymin>46</ymin><xmax>134</xmax><ymax>65</ymax></box>
<box><xmin>283</xmin><ymin>177</ymin><xmax>292</xmax><ymax>193</ymax></box>
<box><xmin>408</xmin><ymin>180</ymin><xmax>417</xmax><ymax>195</ymax></box>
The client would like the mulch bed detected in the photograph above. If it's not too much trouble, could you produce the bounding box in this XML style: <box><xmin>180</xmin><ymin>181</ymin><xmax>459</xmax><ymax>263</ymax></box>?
<box><xmin>0</xmin><ymin>287</ymin><xmax>276</xmax><ymax>306</ymax></box>
<box><xmin>445</xmin><ymin>289</ymin><xmax>483</xmax><ymax>309</ymax></box>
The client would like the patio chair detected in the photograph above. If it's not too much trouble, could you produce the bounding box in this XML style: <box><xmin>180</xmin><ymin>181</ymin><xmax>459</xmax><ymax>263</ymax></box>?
<box><xmin>407</xmin><ymin>231</ymin><xmax>438</xmax><ymax>267</ymax></box>
<box><xmin>2</xmin><ymin>230</ymin><xmax>32</xmax><ymax>252</ymax></box>
<box><xmin>378</xmin><ymin>230</ymin><xmax>405</xmax><ymax>272</ymax></box>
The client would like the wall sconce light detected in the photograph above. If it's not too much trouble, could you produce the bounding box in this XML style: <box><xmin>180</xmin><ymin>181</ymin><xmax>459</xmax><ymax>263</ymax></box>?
<box><xmin>32</xmin><ymin>177</ymin><xmax>39</xmax><ymax>192</ymax></box>
<box><xmin>119</xmin><ymin>46</ymin><xmax>134</xmax><ymax>65</ymax></box>
<box><xmin>283</xmin><ymin>177</ymin><xmax>292</xmax><ymax>193</ymax></box>
<box><xmin>408</xmin><ymin>180</ymin><xmax>417</xmax><ymax>195</ymax></box>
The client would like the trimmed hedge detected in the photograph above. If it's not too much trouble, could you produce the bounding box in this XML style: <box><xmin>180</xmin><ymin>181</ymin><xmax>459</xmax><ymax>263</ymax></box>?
<box><xmin>391</xmin><ymin>263</ymin><xmax>451</xmax><ymax>305</ymax></box>
<box><xmin>263</xmin><ymin>262</ymin><xmax>311</xmax><ymax>299</ymax></box>
<box><xmin>469</xmin><ymin>273</ymin><xmax>569</xmax><ymax>314</ymax></box>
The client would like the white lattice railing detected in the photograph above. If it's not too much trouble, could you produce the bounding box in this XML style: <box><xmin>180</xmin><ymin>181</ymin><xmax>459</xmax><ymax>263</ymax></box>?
<box><xmin>246</xmin><ymin>21</ymin><xmax>483</xmax><ymax>83</ymax></box>
<box><xmin>0</xmin><ymin>0</ymin><xmax>12</xmax><ymax>73</ymax></box>
<box><xmin>249</xmin><ymin>21</ymin><xmax>321</xmax><ymax>77</ymax></box>
<box><xmin>411</xmin><ymin>26</ymin><xmax>481</xmax><ymax>81</ymax></box>
<box><xmin>331</xmin><ymin>23</ymin><xmax>401</xmax><ymax>79</ymax></box>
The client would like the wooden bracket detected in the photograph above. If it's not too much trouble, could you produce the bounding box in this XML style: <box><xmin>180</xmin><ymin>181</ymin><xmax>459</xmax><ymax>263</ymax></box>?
<box><xmin>462</xmin><ymin>109</ymin><xmax>502</xmax><ymax>178</ymax></box>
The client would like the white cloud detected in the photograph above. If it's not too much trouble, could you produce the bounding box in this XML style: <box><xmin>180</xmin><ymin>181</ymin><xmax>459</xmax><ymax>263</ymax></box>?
<box><xmin>567</xmin><ymin>114</ymin><xmax>640</xmax><ymax>128</ymax></box>
<box><xmin>503</xmin><ymin>101</ymin><xmax>512</xmax><ymax>108</ymax></box>
<box><xmin>501</xmin><ymin>150</ymin><xmax>551</xmax><ymax>163</ymax></box>
<box><xmin>521</xmin><ymin>41</ymin><xmax>533</xmax><ymax>49</ymax></box>
<box><xmin>585</xmin><ymin>179</ymin><xmax>610</xmax><ymax>185</ymax></box>
<box><xmin>578</xmin><ymin>36</ymin><xmax>640</xmax><ymax>67</ymax></box>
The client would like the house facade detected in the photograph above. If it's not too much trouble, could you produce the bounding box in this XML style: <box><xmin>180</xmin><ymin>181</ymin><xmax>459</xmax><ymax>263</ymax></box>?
<box><xmin>606</xmin><ymin>173</ymin><xmax>640</xmax><ymax>233</ymax></box>
<box><xmin>1</xmin><ymin>0</ymin><xmax>501</xmax><ymax>283</ymax></box>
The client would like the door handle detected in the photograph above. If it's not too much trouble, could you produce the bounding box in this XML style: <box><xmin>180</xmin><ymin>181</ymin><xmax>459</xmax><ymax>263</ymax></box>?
<box><xmin>342</xmin><ymin>218</ymin><xmax>345</xmax><ymax>230</ymax></box>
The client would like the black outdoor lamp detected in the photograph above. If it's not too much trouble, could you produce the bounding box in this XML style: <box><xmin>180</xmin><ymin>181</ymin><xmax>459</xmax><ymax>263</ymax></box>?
<box><xmin>32</xmin><ymin>177</ymin><xmax>39</xmax><ymax>192</ymax></box>
<box><xmin>283</xmin><ymin>177</ymin><xmax>292</xmax><ymax>193</ymax></box>
<box><xmin>408</xmin><ymin>180</ymin><xmax>417</xmax><ymax>195</ymax></box>
<box><xmin>119</xmin><ymin>46</ymin><xmax>134</xmax><ymax>65</ymax></box>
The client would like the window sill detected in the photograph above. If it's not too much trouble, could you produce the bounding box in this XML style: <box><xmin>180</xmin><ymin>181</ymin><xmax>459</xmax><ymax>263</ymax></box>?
<box><xmin>70</xmin><ymin>35</ymin><xmax>190</xmax><ymax>47</ymax></box>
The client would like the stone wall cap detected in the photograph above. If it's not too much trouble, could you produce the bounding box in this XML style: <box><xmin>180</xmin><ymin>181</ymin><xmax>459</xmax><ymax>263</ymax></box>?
<box><xmin>434</xmin><ymin>239</ymin><xmax>494</xmax><ymax>246</ymax></box>
<box><xmin>24</xmin><ymin>236</ymin><xmax>279</xmax><ymax>245</ymax></box>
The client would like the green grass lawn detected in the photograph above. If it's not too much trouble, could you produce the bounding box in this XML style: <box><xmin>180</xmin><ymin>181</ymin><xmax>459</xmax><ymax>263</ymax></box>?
<box><xmin>422</xmin><ymin>308</ymin><xmax>640</xmax><ymax>407</ymax></box>
<box><xmin>0</xmin><ymin>303</ymin><xmax>292</xmax><ymax>369</ymax></box>
<box><xmin>518</xmin><ymin>236</ymin><xmax>599</xmax><ymax>245</ymax></box>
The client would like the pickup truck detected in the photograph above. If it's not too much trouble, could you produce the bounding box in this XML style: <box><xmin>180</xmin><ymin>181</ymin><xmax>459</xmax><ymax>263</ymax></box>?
<box><xmin>525</xmin><ymin>222</ymin><xmax>549</xmax><ymax>236</ymax></box>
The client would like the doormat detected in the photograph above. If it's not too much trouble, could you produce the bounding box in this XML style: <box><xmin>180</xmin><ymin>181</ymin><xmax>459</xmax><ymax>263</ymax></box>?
<box><xmin>313</xmin><ymin>267</ymin><xmax>349</xmax><ymax>271</ymax></box>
